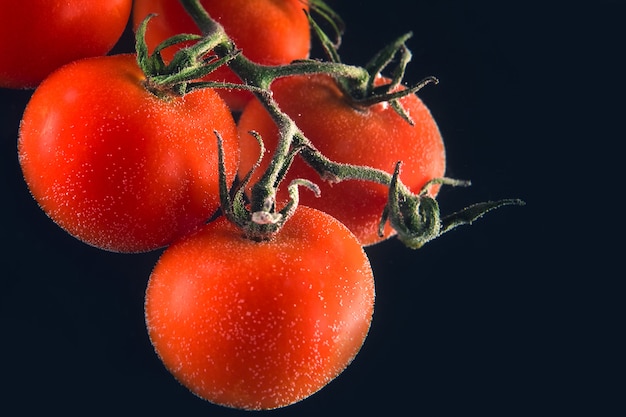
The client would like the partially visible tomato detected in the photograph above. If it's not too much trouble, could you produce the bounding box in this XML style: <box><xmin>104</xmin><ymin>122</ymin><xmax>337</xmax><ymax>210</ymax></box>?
<box><xmin>145</xmin><ymin>206</ymin><xmax>375</xmax><ymax>410</ymax></box>
<box><xmin>0</xmin><ymin>0</ymin><xmax>132</xmax><ymax>89</ymax></box>
<box><xmin>18</xmin><ymin>54</ymin><xmax>240</xmax><ymax>253</ymax></box>
<box><xmin>132</xmin><ymin>0</ymin><xmax>311</xmax><ymax>110</ymax></box>
<box><xmin>237</xmin><ymin>74</ymin><xmax>446</xmax><ymax>246</ymax></box>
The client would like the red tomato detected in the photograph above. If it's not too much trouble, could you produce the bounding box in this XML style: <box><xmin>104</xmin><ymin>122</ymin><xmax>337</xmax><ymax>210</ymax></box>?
<box><xmin>238</xmin><ymin>74</ymin><xmax>446</xmax><ymax>246</ymax></box>
<box><xmin>18</xmin><ymin>54</ymin><xmax>240</xmax><ymax>253</ymax></box>
<box><xmin>145</xmin><ymin>206</ymin><xmax>375</xmax><ymax>410</ymax></box>
<box><xmin>0</xmin><ymin>0</ymin><xmax>132</xmax><ymax>89</ymax></box>
<box><xmin>132</xmin><ymin>0</ymin><xmax>311</xmax><ymax>110</ymax></box>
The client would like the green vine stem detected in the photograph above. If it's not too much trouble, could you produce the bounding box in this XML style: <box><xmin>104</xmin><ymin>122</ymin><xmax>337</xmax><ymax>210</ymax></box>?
<box><xmin>165</xmin><ymin>0</ymin><xmax>523</xmax><ymax>246</ymax></box>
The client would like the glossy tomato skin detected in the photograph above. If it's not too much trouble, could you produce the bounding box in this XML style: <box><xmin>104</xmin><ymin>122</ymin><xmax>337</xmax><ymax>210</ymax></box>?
<box><xmin>238</xmin><ymin>74</ymin><xmax>446</xmax><ymax>246</ymax></box>
<box><xmin>132</xmin><ymin>0</ymin><xmax>311</xmax><ymax>110</ymax></box>
<box><xmin>0</xmin><ymin>0</ymin><xmax>132</xmax><ymax>89</ymax></box>
<box><xmin>145</xmin><ymin>207</ymin><xmax>375</xmax><ymax>410</ymax></box>
<box><xmin>18</xmin><ymin>54</ymin><xmax>239</xmax><ymax>253</ymax></box>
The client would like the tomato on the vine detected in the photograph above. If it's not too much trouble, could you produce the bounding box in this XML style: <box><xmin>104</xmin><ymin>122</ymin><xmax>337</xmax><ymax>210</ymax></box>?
<box><xmin>238</xmin><ymin>74</ymin><xmax>446</xmax><ymax>246</ymax></box>
<box><xmin>145</xmin><ymin>206</ymin><xmax>375</xmax><ymax>410</ymax></box>
<box><xmin>0</xmin><ymin>0</ymin><xmax>132</xmax><ymax>89</ymax></box>
<box><xmin>132</xmin><ymin>0</ymin><xmax>311</xmax><ymax>110</ymax></box>
<box><xmin>18</xmin><ymin>54</ymin><xmax>240</xmax><ymax>253</ymax></box>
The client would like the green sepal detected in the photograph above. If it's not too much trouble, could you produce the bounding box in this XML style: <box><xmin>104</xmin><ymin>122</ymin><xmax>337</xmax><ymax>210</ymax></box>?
<box><xmin>216</xmin><ymin>129</ymin><xmax>319</xmax><ymax>242</ymax></box>
<box><xmin>379</xmin><ymin>162</ymin><xmax>442</xmax><ymax>249</ymax></box>
<box><xmin>440</xmin><ymin>199</ymin><xmax>526</xmax><ymax>235</ymax></box>
<box><xmin>364</xmin><ymin>32</ymin><xmax>413</xmax><ymax>94</ymax></box>
<box><xmin>307</xmin><ymin>10</ymin><xmax>341</xmax><ymax>64</ymax></box>
<box><xmin>135</xmin><ymin>12</ymin><xmax>236</xmax><ymax>96</ymax></box>
<box><xmin>379</xmin><ymin>162</ymin><xmax>522</xmax><ymax>249</ymax></box>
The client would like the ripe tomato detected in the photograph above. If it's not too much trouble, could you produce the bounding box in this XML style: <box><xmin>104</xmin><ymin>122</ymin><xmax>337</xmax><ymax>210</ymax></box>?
<box><xmin>18</xmin><ymin>54</ymin><xmax>239</xmax><ymax>253</ymax></box>
<box><xmin>145</xmin><ymin>206</ymin><xmax>375</xmax><ymax>410</ymax></box>
<box><xmin>238</xmin><ymin>74</ymin><xmax>446</xmax><ymax>246</ymax></box>
<box><xmin>0</xmin><ymin>0</ymin><xmax>132</xmax><ymax>89</ymax></box>
<box><xmin>132</xmin><ymin>0</ymin><xmax>311</xmax><ymax>110</ymax></box>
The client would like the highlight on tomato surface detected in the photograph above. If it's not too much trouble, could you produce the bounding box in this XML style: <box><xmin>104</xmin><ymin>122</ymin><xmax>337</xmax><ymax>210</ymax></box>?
<box><xmin>0</xmin><ymin>0</ymin><xmax>132</xmax><ymax>89</ymax></box>
<box><xmin>18</xmin><ymin>54</ymin><xmax>240</xmax><ymax>253</ymax></box>
<box><xmin>145</xmin><ymin>206</ymin><xmax>375</xmax><ymax>410</ymax></box>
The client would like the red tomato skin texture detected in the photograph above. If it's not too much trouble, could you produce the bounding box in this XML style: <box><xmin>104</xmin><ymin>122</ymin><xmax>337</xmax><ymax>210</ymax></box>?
<box><xmin>0</xmin><ymin>0</ymin><xmax>132</xmax><ymax>89</ymax></box>
<box><xmin>238</xmin><ymin>74</ymin><xmax>446</xmax><ymax>245</ymax></box>
<box><xmin>18</xmin><ymin>54</ymin><xmax>240</xmax><ymax>253</ymax></box>
<box><xmin>145</xmin><ymin>207</ymin><xmax>375</xmax><ymax>410</ymax></box>
<box><xmin>132</xmin><ymin>0</ymin><xmax>311</xmax><ymax>110</ymax></box>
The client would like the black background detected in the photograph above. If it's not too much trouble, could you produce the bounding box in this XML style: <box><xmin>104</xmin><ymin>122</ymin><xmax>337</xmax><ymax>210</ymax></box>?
<box><xmin>1</xmin><ymin>1</ymin><xmax>620</xmax><ymax>415</ymax></box>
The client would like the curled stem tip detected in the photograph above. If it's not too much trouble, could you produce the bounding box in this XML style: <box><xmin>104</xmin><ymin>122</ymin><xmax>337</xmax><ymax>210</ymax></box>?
<box><xmin>380</xmin><ymin>162</ymin><xmax>524</xmax><ymax>249</ymax></box>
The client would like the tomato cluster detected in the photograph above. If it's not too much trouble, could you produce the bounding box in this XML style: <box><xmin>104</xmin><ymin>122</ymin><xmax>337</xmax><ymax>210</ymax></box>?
<box><xmin>3</xmin><ymin>0</ymin><xmax>520</xmax><ymax>411</ymax></box>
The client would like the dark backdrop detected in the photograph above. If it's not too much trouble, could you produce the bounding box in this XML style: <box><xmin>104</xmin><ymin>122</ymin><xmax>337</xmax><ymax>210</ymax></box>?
<box><xmin>1</xmin><ymin>1</ymin><xmax>619</xmax><ymax>415</ymax></box>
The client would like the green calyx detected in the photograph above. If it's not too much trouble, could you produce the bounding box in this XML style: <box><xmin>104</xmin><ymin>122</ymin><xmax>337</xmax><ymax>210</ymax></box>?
<box><xmin>216</xmin><ymin>130</ymin><xmax>320</xmax><ymax>241</ymax></box>
<box><xmin>308</xmin><ymin>13</ymin><xmax>438</xmax><ymax>125</ymax></box>
<box><xmin>380</xmin><ymin>162</ymin><xmax>525</xmax><ymax>249</ymax></box>
<box><xmin>135</xmin><ymin>13</ymin><xmax>240</xmax><ymax>97</ymax></box>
